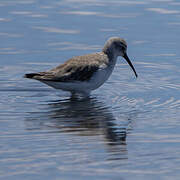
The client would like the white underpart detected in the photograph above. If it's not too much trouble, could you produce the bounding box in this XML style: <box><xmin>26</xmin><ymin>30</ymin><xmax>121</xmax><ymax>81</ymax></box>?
<box><xmin>41</xmin><ymin>58</ymin><xmax>117</xmax><ymax>95</ymax></box>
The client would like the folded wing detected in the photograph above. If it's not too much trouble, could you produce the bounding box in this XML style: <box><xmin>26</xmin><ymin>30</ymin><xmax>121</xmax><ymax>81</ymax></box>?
<box><xmin>24</xmin><ymin>53</ymin><xmax>108</xmax><ymax>82</ymax></box>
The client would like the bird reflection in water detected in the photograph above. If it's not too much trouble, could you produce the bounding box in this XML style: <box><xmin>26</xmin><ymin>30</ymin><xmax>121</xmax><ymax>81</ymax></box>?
<box><xmin>26</xmin><ymin>96</ymin><xmax>136</xmax><ymax>160</ymax></box>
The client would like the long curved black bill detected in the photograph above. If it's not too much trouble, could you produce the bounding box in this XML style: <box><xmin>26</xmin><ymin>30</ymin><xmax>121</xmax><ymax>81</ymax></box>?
<box><xmin>123</xmin><ymin>53</ymin><xmax>138</xmax><ymax>78</ymax></box>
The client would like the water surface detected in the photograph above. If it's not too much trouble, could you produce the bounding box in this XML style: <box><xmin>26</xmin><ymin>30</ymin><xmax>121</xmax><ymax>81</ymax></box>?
<box><xmin>1</xmin><ymin>0</ymin><xmax>180</xmax><ymax>179</ymax></box>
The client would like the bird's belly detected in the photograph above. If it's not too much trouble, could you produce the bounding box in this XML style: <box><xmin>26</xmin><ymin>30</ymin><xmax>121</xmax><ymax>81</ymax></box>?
<box><xmin>41</xmin><ymin>67</ymin><xmax>114</xmax><ymax>92</ymax></box>
<box><xmin>41</xmin><ymin>80</ymin><xmax>90</xmax><ymax>92</ymax></box>
<box><xmin>41</xmin><ymin>80</ymin><xmax>98</xmax><ymax>94</ymax></box>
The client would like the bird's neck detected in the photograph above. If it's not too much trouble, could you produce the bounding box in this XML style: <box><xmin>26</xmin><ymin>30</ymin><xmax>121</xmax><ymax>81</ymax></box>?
<box><xmin>102</xmin><ymin>50</ymin><xmax>118</xmax><ymax>65</ymax></box>
<box><xmin>102</xmin><ymin>47</ymin><xmax>118</xmax><ymax>62</ymax></box>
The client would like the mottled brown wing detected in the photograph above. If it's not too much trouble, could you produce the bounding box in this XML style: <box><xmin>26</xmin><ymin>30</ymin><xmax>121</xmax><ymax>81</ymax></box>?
<box><xmin>24</xmin><ymin>53</ymin><xmax>108</xmax><ymax>82</ymax></box>
<box><xmin>49</xmin><ymin>64</ymin><xmax>99</xmax><ymax>82</ymax></box>
<box><xmin>25</xmin><ymin>64</ymin><xmax>99</xmax><ymax>82</ymax></box>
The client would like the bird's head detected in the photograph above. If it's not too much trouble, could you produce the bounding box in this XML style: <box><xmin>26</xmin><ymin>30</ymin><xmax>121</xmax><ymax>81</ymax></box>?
<box><xmin>103</xmin><ymin>37</ymin><xmax>138</xmax><ymax>78</ymax></box>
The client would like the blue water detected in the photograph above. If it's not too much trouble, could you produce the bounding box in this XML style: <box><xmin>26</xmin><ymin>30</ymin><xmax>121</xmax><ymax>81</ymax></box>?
<box><xmin>1</xmin><ymin>0</ymin><xmax>180</xmax><ymax>179</ymax></box>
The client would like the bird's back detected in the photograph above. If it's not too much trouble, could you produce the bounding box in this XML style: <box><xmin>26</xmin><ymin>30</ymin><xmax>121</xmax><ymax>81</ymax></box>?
<box><xmin>25</xmin><ymin>52</ymin><xmax>109</xmax><ymax>82</ymax></box>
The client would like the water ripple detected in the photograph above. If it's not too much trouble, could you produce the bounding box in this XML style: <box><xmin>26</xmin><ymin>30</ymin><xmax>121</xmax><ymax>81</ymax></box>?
<box><xmin>60</xmin><ymin>10</ymin><xmax>140</xmax><ymax>18</ymax></box>
<box><xmin>33</xmin><ymin>26</ymin><xmax>80</xmax><ymax>34</ymax></box>
<box><xmin>146</xmin><ymin>8</ymin><xmax>179</xmax><ymax>14</ymax></box>
<box><xmin>1</xmin><ymin>0</ymin><xmax>180</xmax><ymax>178</ymax></box>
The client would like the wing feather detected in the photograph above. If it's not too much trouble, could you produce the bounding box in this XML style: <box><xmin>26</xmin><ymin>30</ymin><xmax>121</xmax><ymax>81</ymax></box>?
<box><xmin>24</xmin><ymin>53</ymin><xmax>108</xmax><ymax>82</ymax></box>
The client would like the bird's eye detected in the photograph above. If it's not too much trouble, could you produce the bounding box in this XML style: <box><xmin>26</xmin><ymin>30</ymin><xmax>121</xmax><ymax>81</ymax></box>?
<box><xmin>115</xmin><ymin>43</ymin><xmax>121</xmax><ymax>49</ymax></box>
<box><xmin>122</xmin><ymin>46</ymin><xmax>125</xmax><ymax>51</ymax></box>
<box><xmin>114</xmin><ymin>42</ymin><xmax>118</xmax><ymax>47</ymax></box>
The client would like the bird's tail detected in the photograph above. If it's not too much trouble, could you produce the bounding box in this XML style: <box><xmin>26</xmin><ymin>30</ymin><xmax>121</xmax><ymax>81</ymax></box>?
<box><xmin>24</xmin><ymin>73</ymin><xmax>42</xmax><ymax>79</ymax></box>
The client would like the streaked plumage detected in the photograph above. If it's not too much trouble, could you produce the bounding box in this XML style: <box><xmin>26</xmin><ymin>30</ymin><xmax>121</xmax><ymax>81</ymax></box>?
<box><xmin>24</xmin><ymin>37</ymin><xmax>137</xmax><ymax>96</ymax></box>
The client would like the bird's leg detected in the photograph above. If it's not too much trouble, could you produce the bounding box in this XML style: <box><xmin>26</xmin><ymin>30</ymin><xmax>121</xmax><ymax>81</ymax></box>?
<box><xmin>81</xmin><ymin>91</ymin><xmax>90</xmax><ymax>99</ymax></box>
<box><xmin>70</xmin><ymin>91</ymin><xmax>78</xmax><ymax>99</ymax></box>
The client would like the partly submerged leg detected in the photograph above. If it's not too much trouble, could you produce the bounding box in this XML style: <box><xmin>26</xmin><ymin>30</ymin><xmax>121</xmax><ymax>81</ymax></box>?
<box><xmin>70</xmin><ymin>91</ymin><xmax>90</xmax><ymax>99</ymax></box>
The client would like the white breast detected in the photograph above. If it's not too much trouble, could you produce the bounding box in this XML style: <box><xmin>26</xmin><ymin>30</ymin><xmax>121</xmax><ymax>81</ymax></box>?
<box><xmin>88</xmin><ymin>60</ymin><xmax>117</xmax><ymax>90</ymax></box>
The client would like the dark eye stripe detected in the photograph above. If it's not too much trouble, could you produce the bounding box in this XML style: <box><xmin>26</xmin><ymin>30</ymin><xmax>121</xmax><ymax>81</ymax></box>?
<box><xmin>120</xmin><ymin>43</ymin><xmax>127</xmax><ymax>48</ymax></box>
<box><xmin>114</xmin><ymin>42</ymin><xmax>127</xmax><ymax>50</ymax></box>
